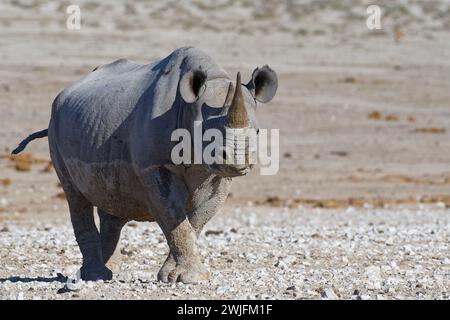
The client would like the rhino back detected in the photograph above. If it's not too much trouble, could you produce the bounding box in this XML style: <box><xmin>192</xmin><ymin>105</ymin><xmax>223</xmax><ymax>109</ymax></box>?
<box><xmin>50</xmin><ymin>58</ymin><xmax>154</xmax><ymax>163</ymax></box>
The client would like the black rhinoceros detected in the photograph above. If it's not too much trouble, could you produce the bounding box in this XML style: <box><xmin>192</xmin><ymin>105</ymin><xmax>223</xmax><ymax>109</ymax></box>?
<box><xmin>13</xmin><ymin>47</ymin><xmax>277</xmax><ymax>283</ymax></box>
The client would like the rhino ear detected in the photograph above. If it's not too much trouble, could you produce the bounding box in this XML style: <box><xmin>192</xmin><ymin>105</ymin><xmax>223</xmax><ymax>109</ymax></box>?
<box><xmin>180</xmin><ymin>69</ymin><xmax>207</xmax><ymax>103</ymax></box>
<box><xmin>246</xmin><ymin>65</ymin><xmax>278</xmax><ymax>103</ymax></box>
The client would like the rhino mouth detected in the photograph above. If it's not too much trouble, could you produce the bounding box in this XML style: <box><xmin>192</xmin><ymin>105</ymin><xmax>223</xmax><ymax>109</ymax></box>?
<box><xmin>207</xmin><ymin>162</ymin><xmax>254</xmax><ymax>178</ymax></box>
<box><xmin>232</xmin><ymin>165</ymin><xmax>252</xmax><ymax>175</ymax></box>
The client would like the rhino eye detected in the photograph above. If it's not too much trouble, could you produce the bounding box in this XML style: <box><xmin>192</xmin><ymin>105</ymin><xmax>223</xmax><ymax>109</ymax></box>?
<box><xmin>202</xmin><ymin>80</ymin><xmax>229</xmax><ymax>108</ymax></box>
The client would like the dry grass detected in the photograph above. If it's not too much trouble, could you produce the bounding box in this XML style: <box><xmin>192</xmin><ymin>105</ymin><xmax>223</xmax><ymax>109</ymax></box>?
<box><xmin>54</xmin><ymin>192</ymin><xmax>66</xmax><ymax>200</ymax></box>
<box><xmin>368</xmin><ymin>111</ymin><xmax>382</xmax><ymax>120</ymax></box>
<box><xmin>368</xmin><ymin>111</ymin><xmax>400</xmax><ymax>122</ymax></box>
<box><xmin>0</xmin><ymin>153</ymin><xmax>51</xmax><ymax>172</ymax></box>
<box><xmin>413</xmin><ymin>127</ymin><xmax>446</xmax><ymax>134</ymax></box>
<box><xmin>0</xmin><ymin>178</ymin><xmax>12</xmax><ymax>187</ymax></box>
<box><xmin>255</xmin><ymin>195</ymin><xmax>450</xmax><ymax>209</ymax></box>
<box><xmin>40</xmin><ymin>161</ymin><xmax>53</xmax><ymax>173</ymax></box>
<box><xmin>385</xmin><ymin>114</ymin><xmax>399</xmax><ymax>122</ymax></box>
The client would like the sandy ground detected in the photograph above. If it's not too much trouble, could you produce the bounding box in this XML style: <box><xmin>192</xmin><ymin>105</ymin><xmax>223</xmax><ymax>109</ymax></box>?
<box><xmin>0</xmin><ymin>0</ymin><xmax>450</xmax><ymax>299</ymax></box>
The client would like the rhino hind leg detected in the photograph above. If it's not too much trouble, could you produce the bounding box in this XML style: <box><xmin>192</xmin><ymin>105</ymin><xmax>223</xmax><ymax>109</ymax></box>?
<box><xmin>65</xmin><ymin>186</ymin><xmax>112</xmax><ymax>281</ymax></box>
<box><xmin>98</xmin><ymin>209</ymin><xmax>127</xmax><ymax>273</ymax></box>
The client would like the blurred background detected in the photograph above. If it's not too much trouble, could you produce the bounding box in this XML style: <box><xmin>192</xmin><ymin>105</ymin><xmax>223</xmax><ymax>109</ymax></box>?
<box><xmin>1</xmin><ymin>0</ymin><xmax>450</xmax><ymax>217</ymax></box>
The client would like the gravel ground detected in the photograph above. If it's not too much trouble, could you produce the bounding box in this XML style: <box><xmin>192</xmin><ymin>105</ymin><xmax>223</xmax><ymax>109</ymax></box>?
<box><xmin>0</xmin><ymin>204</ymin><xmax>449</xmax><ymax>300</ymax></box>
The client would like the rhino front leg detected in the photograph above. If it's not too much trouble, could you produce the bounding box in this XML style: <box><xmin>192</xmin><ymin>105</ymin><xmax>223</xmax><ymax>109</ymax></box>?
<box><xmin>98</xmin><ymin>209</ymin><xmax>127</xmax><ymax>273</ymax></box>
<box><xmin>141</xmin><ymin>167</ymin><xmax>209</xmax><ymax>284</ymax></box>
<box><xmin>157</xmin><ymin>252</ymin><xmax>176</xmax><ymax>282</ymax></box>
<box><xmin>187</xmin><ymin>176</ymin><xmax>232</xmax><ymax>236</ymax></box>
<box><xmin>159</xmin><ymin>174</ymin><xmax>232</xmax><ymax>282</ymax></box>
<box><xmin>156</xmin><ymin>220</ymin><xmax>210</xmax><ymax>283</ymax></box>
<box><xmin>65</xmin><ymin>187</ymin><xmax>112</xmax><ymax>281</ymax></box>
<box><xmin>157</xmin><ymin>211</ymin><xmax>211</xmax><ymax>283</ymax></box>
<box><xmin>156</xmin><ymin>219</ymin><xmax>211</xmax><ymax>283</ymax></box>
<box><xmin>163</xmin><ymin>219</ymin><xmax>209</xmax><ymax>284</ymax></box>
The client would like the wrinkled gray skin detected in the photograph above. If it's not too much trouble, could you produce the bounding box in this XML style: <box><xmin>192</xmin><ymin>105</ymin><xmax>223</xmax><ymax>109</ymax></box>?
<box><xmin>39</xmin><ymin>47</ymin><xmax>277</xmax><ymax>283</ymax></box>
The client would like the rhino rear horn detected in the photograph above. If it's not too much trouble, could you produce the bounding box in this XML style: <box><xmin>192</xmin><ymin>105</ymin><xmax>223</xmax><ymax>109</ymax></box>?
<box><xmin>223</xmin><ymin>82</ymin><xmax>234</xmax><ymax>107</ymax></box>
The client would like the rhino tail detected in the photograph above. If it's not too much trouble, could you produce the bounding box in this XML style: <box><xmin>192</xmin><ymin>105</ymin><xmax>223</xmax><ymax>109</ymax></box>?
<box><xmin>11</xmin><ymin>129</ymin><xmax>48</xmax><ymax>155</ymax></box>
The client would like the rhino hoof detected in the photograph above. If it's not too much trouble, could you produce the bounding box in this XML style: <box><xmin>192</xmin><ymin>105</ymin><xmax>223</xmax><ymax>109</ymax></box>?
<box><xmin>166</xmin><ymin>264</ymin><xmax>210</xmax><ymax>284</ymax></box>
<box><xmin>157</xmin><ymin>255</ymin><xmax>177</xmax><ymax>283</ymax></box>
<box><xmin>80</xmin><ymin>265</ymin><xmax>113</xmax><ymax>281</ymax></box>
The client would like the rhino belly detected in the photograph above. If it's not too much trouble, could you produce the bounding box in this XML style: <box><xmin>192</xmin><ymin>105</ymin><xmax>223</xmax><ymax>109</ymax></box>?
<box><xmin>63</xmin><ymin>159</ymin><xmax>153</xmax><ymax>221</ymax></box>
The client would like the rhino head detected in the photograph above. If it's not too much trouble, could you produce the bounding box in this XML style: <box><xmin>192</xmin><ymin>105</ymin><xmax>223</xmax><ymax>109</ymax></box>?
<box><xmin>178</xmin><ymin>65</ymin><xmax>278</xmax><ymax>177</ymax></box>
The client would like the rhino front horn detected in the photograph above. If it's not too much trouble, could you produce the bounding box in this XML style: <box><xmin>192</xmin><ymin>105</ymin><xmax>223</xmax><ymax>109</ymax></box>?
<box><xmin>226</xmin><ymin>72</ymin><xmax>249</xmax><ymax>128</ymax></box>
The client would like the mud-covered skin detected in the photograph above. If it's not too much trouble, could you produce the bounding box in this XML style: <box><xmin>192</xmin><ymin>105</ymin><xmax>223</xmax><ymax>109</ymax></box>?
<box><xmin>47</xmin><ymin>47</ymin><xmax>277</xmax><ymax>283</ymax></box>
